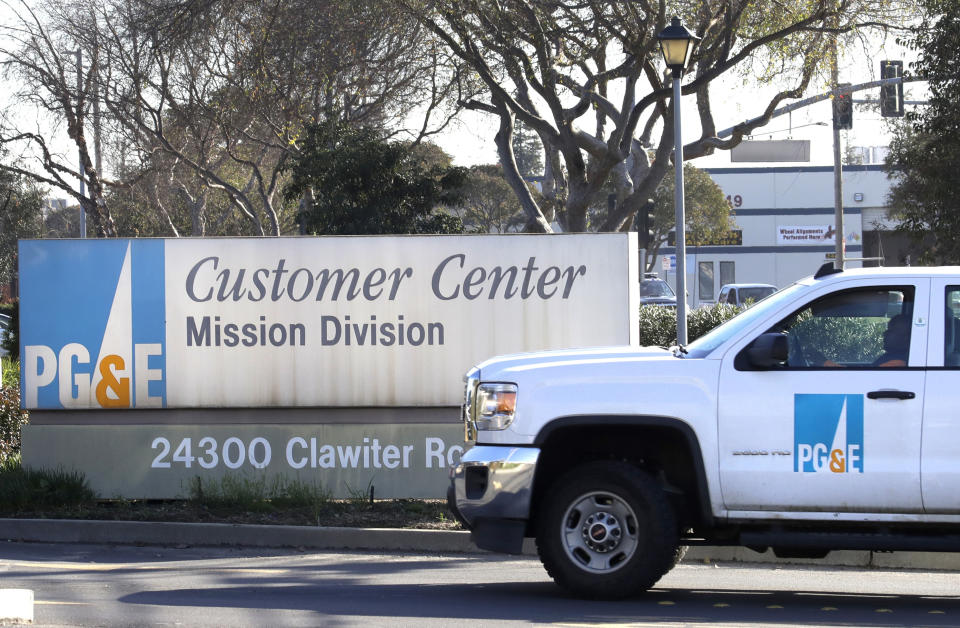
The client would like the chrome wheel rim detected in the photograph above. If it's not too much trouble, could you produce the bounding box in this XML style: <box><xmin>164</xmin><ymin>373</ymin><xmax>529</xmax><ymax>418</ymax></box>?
<box><xmin>560</xmin><ymin>490</ymin><xmax>640</xmax><ymax>574</ymax></box>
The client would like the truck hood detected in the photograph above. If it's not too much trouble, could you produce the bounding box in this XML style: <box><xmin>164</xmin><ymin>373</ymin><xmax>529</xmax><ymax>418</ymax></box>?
<box><xmin>474</xmin><ymin>345</ymin><xmax>674</xmax><ymax>381</ymax></box>
<box><xmin>470</xmin><ymin>344</ymin><xmax>719</xmax><ymax>442</ymax></box>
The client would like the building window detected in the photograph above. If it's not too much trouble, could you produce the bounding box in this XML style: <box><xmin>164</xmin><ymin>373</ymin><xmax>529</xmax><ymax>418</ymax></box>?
<box><xmin>699</xmin><ymin>262</ymin><xmax>715</xmax><ymax>301</ymax></box>
<box><xmin>720</xmin><ymin>261</ymin><xmax>735</xmax><ymax>289</ymax></box>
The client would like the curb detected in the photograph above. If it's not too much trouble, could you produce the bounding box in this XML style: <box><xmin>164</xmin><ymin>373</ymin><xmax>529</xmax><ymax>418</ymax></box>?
<box><xmin>0</xmin><ymin>519</ymin><xmax>478</xmax><ymax>553</ymax></box>
<box><xmin>3</xmin><ymin>519</ymin><xmax>960</xmax><ymax>571</ymax></box>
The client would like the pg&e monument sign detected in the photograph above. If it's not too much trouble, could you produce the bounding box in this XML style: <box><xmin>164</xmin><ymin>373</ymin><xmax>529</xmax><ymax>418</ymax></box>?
<box><xmin>20</xmin><ymin>234</ymin><xmax>639</xmax><ymax>498</ymax></box>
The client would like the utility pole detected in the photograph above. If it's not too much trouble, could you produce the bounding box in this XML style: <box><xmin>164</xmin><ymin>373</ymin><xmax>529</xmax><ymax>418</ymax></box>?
<box><xmin>75</xmin><ymin>48</ymin><xmax>86</xmax><ymax>239</ymax></box>
<box><xmin>830</xmin><ymin>14</ymin><xmax>843</xmax><ymax>269</ymax></box>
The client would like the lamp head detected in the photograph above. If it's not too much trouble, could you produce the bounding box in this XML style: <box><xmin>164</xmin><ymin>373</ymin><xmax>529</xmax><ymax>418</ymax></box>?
<box><xmin>657</xmin><ymin>16</ymin><xmax>700</xmax><ymax>76</ymax></box>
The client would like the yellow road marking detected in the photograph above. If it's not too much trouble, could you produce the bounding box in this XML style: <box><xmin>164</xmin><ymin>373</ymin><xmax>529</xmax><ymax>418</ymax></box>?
<box><xmin>766</xmin><ymin>605</ymin><xmax>783</xmax><ymax>609</ymax></box>
<box><xmin>6</xmin><ymin>561</ymin><xmax>287</xmax><ymax>575</ymax></box>
<box><xmin>713</xmin><ymin>602</ymin><xmax>730</xmax><ymax>608</ymax></box>
<box><xmin>6</xmin><ymin>561</ymin><xmax>124</xmax><ymax>571</ymax></box>
<box><xmin>821</xmin><ymin>606</ymin><xmax>838</xmax><ymax>611</ymax></box>
<box><xmin>553</xmin><ymin>624</ymin><xmax>647</xmax><ymax>627</ymax></box>
<box><xmin>211</xmin><ymin>568</ymin><xmax>289</xmax><ymax>575</ymax></box>
<box><xmin>35</xmin><ymin>600</ymin><xmax>91</xmax><ymax>606</ymax></box>
<box><xmin>875</xmin><ymin>608</ymin><xmax>892</xmax><ymax>613</ymax></box>
<box><xmin>657</xmin><ymin>600</ymin><xmax>675</xmax><ymax>606</ymax></box>
<box><xmin>930</xmin><ymin>610</ymin><xmax>946</xmax><ymax>614</ymax></box>
<box><xmin>554</xmin><ymin>624</ymin><xmax>687</xmax><ymax>628</ymax></box>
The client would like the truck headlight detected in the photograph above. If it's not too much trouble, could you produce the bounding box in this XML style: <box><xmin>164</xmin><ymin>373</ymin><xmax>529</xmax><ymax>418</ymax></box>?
<box><xmin>474</xmin><ymin>383</ymin><xmax>518</xmax><ymax>431</ymax></box>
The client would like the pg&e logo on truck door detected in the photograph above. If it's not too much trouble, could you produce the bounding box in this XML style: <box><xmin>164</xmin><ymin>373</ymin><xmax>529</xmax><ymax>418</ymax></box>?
<box><xmin>19</xmin><ymin>240</ymin><xmax>166</xmax><ymax>410</ymax></box>
<box><xmin>794</xmin><ymin>394</ymin><xmax>864</xmax><ymax>473</ymax></box>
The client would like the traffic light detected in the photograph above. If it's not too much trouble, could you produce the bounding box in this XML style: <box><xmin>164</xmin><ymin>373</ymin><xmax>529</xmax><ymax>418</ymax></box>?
<box><xmin>832</xmin><ymin>83</ymin><xmax>852</xmax><ymax>130</ymax></box>
<box><xmin>636</xmin><ymin>199</ymin><xmax>655</xmax><ymax>249</ymax></box>
<box><xmin>880</xmin><ymin>60</ymin><xmax>904</xmax><ymax>118</ymax></box>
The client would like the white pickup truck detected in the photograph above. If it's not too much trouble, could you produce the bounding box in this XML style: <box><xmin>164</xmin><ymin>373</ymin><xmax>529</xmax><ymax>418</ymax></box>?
<box><xmin>449</xmin><ymin>264</ymin><xmax>960</xmax><ymax>598</ymax></box>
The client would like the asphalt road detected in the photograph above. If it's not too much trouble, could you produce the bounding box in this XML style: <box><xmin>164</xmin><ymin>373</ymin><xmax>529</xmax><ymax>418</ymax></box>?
<box><xmin>3</xmin><ymin>540</ymin><xmax>960</xmax><ymax>627</ymax></box>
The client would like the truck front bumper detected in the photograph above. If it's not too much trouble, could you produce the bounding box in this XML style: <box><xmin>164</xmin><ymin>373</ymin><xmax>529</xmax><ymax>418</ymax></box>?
<box><xmin>448</xmin><ymin>445</ymin><xmax>540</xmax><ymax>554</ymax></box>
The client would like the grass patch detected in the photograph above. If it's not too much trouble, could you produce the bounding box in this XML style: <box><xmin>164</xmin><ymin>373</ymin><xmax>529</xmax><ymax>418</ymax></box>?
<box><xmin>1</xmin><ymin>358</ymin><xmax>19</xmax><ymax>388</ymax></box>
<box><xmin>0</xmin><ymin>460</ymin><xmax>459</xmax><ymax>529</ymax></box>
<box><xmin>187</xmin><ymin>474</ymin><xmax>332</xmax><ymax>512</ymax></box>
<box><xmin>0</xmin><ymin>455</ymin><xmax>97</xmax><ymax>512</ymax></box>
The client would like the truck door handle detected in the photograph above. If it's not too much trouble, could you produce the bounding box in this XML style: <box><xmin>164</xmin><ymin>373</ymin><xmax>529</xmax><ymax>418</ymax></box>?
<box><xmin>867</xmin><ymin>390</ymin><xmax>915</xmax><ymax>400</ymax></box>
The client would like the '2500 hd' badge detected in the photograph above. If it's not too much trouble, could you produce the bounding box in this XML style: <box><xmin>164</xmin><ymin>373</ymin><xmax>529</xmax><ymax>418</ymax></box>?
<box><xmin>794</xmin><ymin>394</ymin><xmax>864</xmax><ymax>473</ymax></box>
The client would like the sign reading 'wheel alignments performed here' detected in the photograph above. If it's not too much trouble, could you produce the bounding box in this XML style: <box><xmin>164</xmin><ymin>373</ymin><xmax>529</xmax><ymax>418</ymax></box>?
<box><xmin>19</xmin><ymin>234</ymin><xmax>639</xmax><ymax>410</ymax></box>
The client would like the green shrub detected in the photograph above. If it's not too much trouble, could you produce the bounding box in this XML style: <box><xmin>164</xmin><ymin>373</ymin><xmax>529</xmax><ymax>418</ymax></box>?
<box><xmin>688</xmin><ymin>303</ymin><xmax>743</xmax><ymax>341</ymax></box>
<box><xmin>638</xmin><ymin>303</ymin><xmax>744</xmax><ymax>347</ymax></box>
<box><xmin>0</xmin><ymin>382</ymin><xmax>28</xmax><ymax>465</ymax></box>
<box><xmin>0</xmin><ymin>457</ymin><xmax>96</xmax><ymax>512</ymax></box>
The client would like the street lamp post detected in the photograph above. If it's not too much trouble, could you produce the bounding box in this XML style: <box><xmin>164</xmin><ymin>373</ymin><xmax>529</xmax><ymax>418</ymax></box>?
<box><xmin>658</xmin><ymin>16</ymin><xmax>699</xmax><ymax>346</ymax></box>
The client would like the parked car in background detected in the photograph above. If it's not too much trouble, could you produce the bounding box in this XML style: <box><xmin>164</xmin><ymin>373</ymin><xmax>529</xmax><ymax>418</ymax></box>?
<box><xmin>718</xmin><ymin>283</ymin><xmax>777</xmax><ymax>307</ymax></box>
<box><xmin>0</xmin><ymin>313</ymin><xmax>9</xmax><ymax>358</ymax></box>
<box><xmin>639</xmin><ymin>276</ymin><xmax>677</xmax><ymax>306</ymax></box>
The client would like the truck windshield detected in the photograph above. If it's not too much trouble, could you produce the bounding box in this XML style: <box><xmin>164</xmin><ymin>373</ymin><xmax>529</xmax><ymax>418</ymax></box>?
<box><xmin>639</xmin><ymin>280</ymin><xmax>675</xmax><ymax>298</ymax></box>
<box><xmin>684</xmin><ymin>283</ymin><xmax>807</xmax><ymax>358</ymax></box>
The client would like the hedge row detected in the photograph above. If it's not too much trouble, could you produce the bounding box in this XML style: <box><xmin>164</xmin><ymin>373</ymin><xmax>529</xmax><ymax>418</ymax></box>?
<box><xmin>638</xmin><ymin>302</ymin><xmax>743</xmax><ymax>347</ymax></box>
<box><xmin>0</xmin><ymin>379</ymin><xmax>27</xmax><ymax>465</ymax></box>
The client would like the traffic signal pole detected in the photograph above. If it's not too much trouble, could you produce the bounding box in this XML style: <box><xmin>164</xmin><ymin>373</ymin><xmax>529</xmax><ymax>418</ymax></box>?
<box><xmin>714</xmin><ymin>76</ymin><xmax>925</xmax><ymax>139</ymax></box>
<box><xmin>712</xmin><ymin>74</ymin><xmax>923</xmax><ymax>271</ymax></box>
<box><xmin>830</xmin><ymin>28</ymin><xmax>844</xmax><ymax>270</ymax></box>
<box><xmin>832</xmin><ymin>108</ymin><xmax>845</xmax><ymax>269</ymax></box>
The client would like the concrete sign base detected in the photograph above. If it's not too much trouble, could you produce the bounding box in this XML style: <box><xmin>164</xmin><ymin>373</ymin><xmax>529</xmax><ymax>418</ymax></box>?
<box><xmin>23</xmin><ymin>422</ymin><xmax>464</xmax><ymax>499</ymax></box>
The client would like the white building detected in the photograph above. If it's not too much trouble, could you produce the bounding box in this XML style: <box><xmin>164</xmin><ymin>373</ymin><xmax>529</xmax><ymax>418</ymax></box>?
<box><xmin>653</xmin><ymin>164</ymin><xmax>909</xmax><ymax>308</ymax></box>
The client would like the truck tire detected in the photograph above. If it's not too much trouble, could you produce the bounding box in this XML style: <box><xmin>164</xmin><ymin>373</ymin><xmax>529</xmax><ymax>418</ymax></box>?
<box><xmin>535</xmin><ymin>460</ymin><xmax>679</xmax><ymax>599</ymax></box>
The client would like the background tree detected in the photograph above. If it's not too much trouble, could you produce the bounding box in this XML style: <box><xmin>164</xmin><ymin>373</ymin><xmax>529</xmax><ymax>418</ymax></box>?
<box><xmin>646</xmin><ymin>164</ymin><xmax>736</xmax><ymax>269</ymax></box>
<box><xmin>285</xmin><ymin>121</ymin><xmax>465</xmax><ymax>235</ymax></box>
<box><xmin>0</xmin><ymin>0</ymin><xmax>471</xmax><ymax>237</ymax></box>
<box><xmin>511</xmin><ymin>120</ymin><xmax>543</xmax><ymax>178</ymax></box>
<box><xmin>100</xmin><ymin>0</ymin><xmax>468</xmax><ymax>236</ymax></box>
<box><xmin>407</xmin><ymin>0</ymin><xmax>914</xmax><ymax>234</ymax></box>
<box><xmin>453</xmin><ymin>164</ymin><xmax>528</xmax><ymax>233</ymax></box>
<box><xmin>0</xmin><ymin>2</ymin><xmax>119</xmax><ymax>236</ymax></box>
<box><xmin>886</xmin><ymin>0</ymin><xmax>960</xmax><ymax>263</ymax></box>
<box><xmin>0</xmin><ymin>166</ymin><xmax>45</xmax><ymax>284</ymax></box>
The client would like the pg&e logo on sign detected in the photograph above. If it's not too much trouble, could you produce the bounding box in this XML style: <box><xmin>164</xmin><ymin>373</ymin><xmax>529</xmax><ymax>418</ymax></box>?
<box><xmin>794</xmin><ymin>394</ymin><xmax>863</xmax><ymax>473</ymax></box>
<box><xmin>20</xmin><ymin>240</ymin><xmax>166</xmax><ymax>410</ymax></box>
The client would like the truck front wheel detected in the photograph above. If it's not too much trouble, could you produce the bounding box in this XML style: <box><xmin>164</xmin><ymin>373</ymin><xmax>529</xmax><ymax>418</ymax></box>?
<box><xmin>535</xmin><ymin>461</ymin><xmax>679</xmax><ymax>599</ymax></box>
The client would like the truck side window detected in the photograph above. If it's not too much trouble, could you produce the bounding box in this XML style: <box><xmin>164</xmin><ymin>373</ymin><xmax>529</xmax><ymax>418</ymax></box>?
<box><xmin>945</xmin><ymin>286</ymin><xmax>960</xmax><ymax>367</ymax></box>
<box><xmin>768</xmin><ymin>286</ymin><xmax>914</xmax><ymax>368</ymax></box>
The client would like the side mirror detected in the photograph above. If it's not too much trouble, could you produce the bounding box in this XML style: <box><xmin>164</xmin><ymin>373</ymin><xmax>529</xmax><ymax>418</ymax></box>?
<box><xmin>746</xmin><ymin>333</ymin><xmax>789</xmax><ymax>369</ymax></box>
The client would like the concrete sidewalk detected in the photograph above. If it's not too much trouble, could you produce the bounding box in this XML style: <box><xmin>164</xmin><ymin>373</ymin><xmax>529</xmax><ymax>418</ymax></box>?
<box><xmin>2</xmin><ymin>518</ymin><xmax>960</xmax><ymax>572</ymax></box>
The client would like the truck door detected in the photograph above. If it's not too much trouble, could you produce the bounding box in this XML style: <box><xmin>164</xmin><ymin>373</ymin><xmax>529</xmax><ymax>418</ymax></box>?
<box><xmin>717</xmin><ymin>280</ymin><xmax>929</xmax><ymax>513</ymax></box>
<box><xmin>921</xmin><ymin>279</ymin><xmax>960</xmax><ymax>513</ymax></box>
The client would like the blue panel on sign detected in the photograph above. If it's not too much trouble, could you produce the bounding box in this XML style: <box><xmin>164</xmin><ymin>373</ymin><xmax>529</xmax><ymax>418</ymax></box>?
<box><xmin>18</xmin><ymin>239</ymin><xmax>167</xmax><ymax>410</ymax></box>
